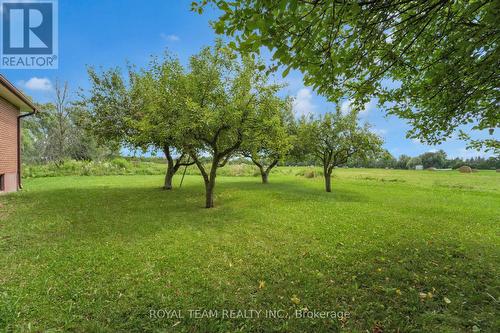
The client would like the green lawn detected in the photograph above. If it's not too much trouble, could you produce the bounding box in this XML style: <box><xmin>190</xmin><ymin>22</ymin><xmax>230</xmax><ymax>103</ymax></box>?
<box><xmin>1</xmin><ymin>169</ymin><xmax>499</xmax><ymax>332</ymax></box>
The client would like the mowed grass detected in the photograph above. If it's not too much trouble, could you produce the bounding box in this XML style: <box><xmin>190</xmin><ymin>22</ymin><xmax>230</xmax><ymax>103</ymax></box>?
<box><xmin>0</xmin><ymin>169</ymin><xmax>499</xmax><ymax>332</ymax></box>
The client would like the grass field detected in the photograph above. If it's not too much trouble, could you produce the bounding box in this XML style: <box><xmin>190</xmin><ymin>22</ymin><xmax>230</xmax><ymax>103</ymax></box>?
<box><xmin>1</xmin><ymin>169</ymin><xmax>499</xmax><ymax>332</ymax></box>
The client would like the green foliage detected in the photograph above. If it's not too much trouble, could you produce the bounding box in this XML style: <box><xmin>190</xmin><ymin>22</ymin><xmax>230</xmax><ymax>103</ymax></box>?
<box><xmin>82</xmin><ymin>67</ymin><xmax>135</xmax><ymax>146</ymax></box>
<box><xmin>297</xmin><ymin>111</ymin><xmax>383</xmax><ymax>191</ymax></box>
<box><xmin>1</xmin><ymin>170</ymin><xmax>499</xmax><ymax>331</ymax></box>
<box><xmin>181</xmin><ymin>40</ymin><xmax>283</xmax><ymax>206</ymax></box>
<box><xmin>396</xmin><ymin>154</ymin><xmax>412</xmax><ymax>170</ymax></box>
<box><xmin>22</xmin><ymin>159</ymin><xmax>165</xmax><ymax>178</ymax></box>
<box><xmin>21</xmin><ymin>96</ymin><xmax>117</xmax><ymax>164</ymax></box>
<box><xmin>198</xmin><ymin>0</ymin><xmax>500</xmax><ymax>151</ymax></box>
<box><xmin>182</xmin><ymin>41</ymin><xmax>278</xmax><ymax>156</ymax></box>
<box><xmin>299</xmin><ymin>111</ymin><xmax>383</xmax><ymax>172</ymax></box>
<box><xmin>110</xmin><ymin>157</ymin><xmax>131</xmax><ymax>169</ymax></box>
<box><xmin>348</xmin><ymin>151</ymin><xmax>500</xmax><ymax>170</ymax></box>
<box><xmin>130</xmin><ymin>52</ymin><xmax>188</xmax><ymax>153</ymax></box>
<box><xmin>419</xmin><ymin>150</ymin><xmax>447</xmax><ymax>169</ymax></box>
<box><xmin>82</xmin><ymin>53</ymin><xmax>194</xmax><ymax>189</ymax></box>
<box><xmin>240</xmin><ymin>94</ymin><xmax>295</xmax><ymax>181</ymax></box>
<box><xmin>407</xmin><ymin>157</ymin><xmax>423</xmax><ymax>170</ymax></box>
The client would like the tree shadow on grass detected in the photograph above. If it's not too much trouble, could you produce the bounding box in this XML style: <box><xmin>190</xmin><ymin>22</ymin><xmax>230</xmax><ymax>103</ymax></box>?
<box><xmin>215</xmin><ymin>177</ymin><xmax>367</xmax><ymax>203</ymax></box>
<box><xmin>2</xmin><ymin>177</ymin><xmax>366</xmax><ymax>247</ymax></box>
<box><xmin>20</xmin><ymin>237</ymin><xmax>494</xmax><ymax>333</ymax></box>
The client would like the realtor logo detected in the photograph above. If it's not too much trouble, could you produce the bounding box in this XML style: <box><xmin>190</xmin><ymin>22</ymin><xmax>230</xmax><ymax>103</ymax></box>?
<box><xmin>1</xmin><ymin>0</ymin><xmax>58</xmax><ymax>68</ymax></box>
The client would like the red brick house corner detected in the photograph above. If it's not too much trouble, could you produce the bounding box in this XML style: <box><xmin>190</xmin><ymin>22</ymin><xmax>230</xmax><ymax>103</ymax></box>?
<box><xmin>0</xmin><ymin>74</ymin><xmax>37</xmax><ymax>194</ymax></box>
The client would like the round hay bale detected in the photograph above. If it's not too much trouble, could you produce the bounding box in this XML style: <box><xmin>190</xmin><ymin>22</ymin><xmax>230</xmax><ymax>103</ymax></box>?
<box><xmin>304</xmin><ymin>170</ymin><xmax>316</xmax><ymax>178</ymax></box>
<box><xmin>458</xmin><ymin>166</ymin><xmax>472</xmax><ymax>173</ymax></box>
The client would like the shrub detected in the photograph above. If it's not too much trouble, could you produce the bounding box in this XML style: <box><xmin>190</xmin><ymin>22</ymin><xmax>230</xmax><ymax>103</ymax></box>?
<box><xmin>111</xmin><ymin>158</ymin><xmax>131</xmax><ymax>169</ymax></box>
<box><xmin>23</xmin><ymin>160</ymin><xmax>166</xmax><ymax>178</ymax></box>
<box><xmin>227</xmin><ymin>164</ymin><xmax>247</xmax><ymax>176</ymax></box>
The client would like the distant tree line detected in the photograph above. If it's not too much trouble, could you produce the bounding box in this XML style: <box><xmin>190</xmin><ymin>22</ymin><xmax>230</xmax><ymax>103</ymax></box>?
<box><xmin>344</xmin><ymin>150</ymin><xmax>500</xmax><ymax>170</ymax></box>
<box><xmin>199</xmin><ymin>150</ymin><xmax>500</xmax><ymax>171</ymax></box>
<box><xmin>21</xmin><ymin>81</ymin><xmax>118</xmax><ymax>165</ymax></box>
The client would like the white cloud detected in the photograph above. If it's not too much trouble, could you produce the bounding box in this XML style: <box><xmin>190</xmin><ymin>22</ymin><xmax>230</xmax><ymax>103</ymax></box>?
<box><xmin>340</xmin><ymin>99</ymin><xmax>352</xmax><ymax>115</ymax></box>
<box><xmin>292</xmin><ymin>88</ymin><xmax>316</xmax><ymax>117</ymax></box>
<box><xmin>160</xmin><ymin>33</ymin><xmax>180</xmax><ymax>42</ymax></box>
<box><xmin>19</xmin><ymin>77</ymin><xmax>53</xmax><ymax>91</ymax></box>
<box><xmin>370</xmin><ymin>128</ymin><xmax>387</xmax><ymax>137</ymax></box>
<box><xmin>411</xmin><ymin>138</ymin><xmax>422</xmax><ymax>145</ymax></box>
<box><xmin>340</xmin><ymin>98</ymin><xmax>374</xmax><ymax>116</ymax></box>
<box><xmin>363</xmin><ymin>99</ymin><xmax>376</xmax><ymax>114</ymax></box>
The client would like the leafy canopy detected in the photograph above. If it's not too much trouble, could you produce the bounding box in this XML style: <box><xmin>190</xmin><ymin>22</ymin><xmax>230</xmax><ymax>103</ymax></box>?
<box><xmin>83</xmin><ymin>66</ymin><xmax>138</xmax><ymax>148</ymax></box>
<box><xmin>195</xmin><ymin>0</ymin><xmax>499</xmax><ymax>152</ymax></box>
<box><xmin>241</xmin><ymin>94</ymin><xmax>295</xmax><ymax>167</ymax></box>
<box><xmin>130</xmin><ymin>53</ymin><xmax>188</xmax><ymax>153</ymax></box>
<box><xmin>83</xmin><ymin>52</ymin><xmax>188</xmax><ymax>156</ymax></box>
<box><xmin>299</xmin><ymin>111</ymin><xmax>384</xmax><ymax>174</ymax></box>
<box><xmin>181</xmin><ymin>40</ymin><xmax>282</xmax><ymax>163</ymax></box>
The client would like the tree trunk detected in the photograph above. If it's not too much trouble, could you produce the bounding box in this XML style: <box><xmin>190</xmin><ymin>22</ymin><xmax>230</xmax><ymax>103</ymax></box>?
<box><xmin>164</xmin><ymin>168</ymin><xmax>174</xmax><ymax>190</ymax></box>
<box><xmin>263</xmin><ymin>159</ymin><xmax>278</xmax><ymax>184</ymax></box>
<box><xmin>164</xmin><ymin>146</ymin><xmax>175</xmax><ymax>190</ymax></box>
<box><xmin>325</xmin><ymin>172</ymin><xmax>332</xmax><ymax>192</ymax></box>
<box><xmin>257</xmin><ymin>165</ymin><xmax>268</xmax><ymax>184</ymax></box>
<box><xmin>205</xmin><ymin>180</ymin><xmax>215</xmax><ymax>208</ymax></box>
<box><xmin>251</xmin><ymin>158</ymin><xmax>277</xmax><ymax>184</ymax></box>
<box><xmin>261</xmin><ymin>171</ymin><xmax>269</xmax><ymax>184</ymax></box>
<box><xmin>204</xmin><ymin>162</ymin><xmax>218</xmax><ymax>208</ymax></box>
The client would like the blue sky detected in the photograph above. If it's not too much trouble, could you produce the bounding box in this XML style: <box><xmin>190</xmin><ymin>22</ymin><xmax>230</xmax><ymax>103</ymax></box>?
<box><xmin>2</xmin><ymin>0</ymin><xmax>495</xmax><ymax>159</ymax></box>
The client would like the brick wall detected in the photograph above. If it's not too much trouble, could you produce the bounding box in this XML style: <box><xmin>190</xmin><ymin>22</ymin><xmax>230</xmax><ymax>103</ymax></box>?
<box><xmin>0</xmin><ymin>97</ymin><xmax>19</xmax><ymax>193</ymax></box>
